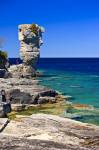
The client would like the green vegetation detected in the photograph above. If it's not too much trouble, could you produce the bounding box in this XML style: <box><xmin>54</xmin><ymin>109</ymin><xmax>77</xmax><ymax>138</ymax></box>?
<box><xmin>30</xmin><ymin>24</ymin><xmax>38</xmax><ymax>35</ymax></box>
<box><xmin>0</xmin><ymin>50</ymin><xmax>8</xmax><ymax>66</ymax></box>
<box><xmin>0</xmin><ymin>50</ymin><xmax>7</xmax><ymax>59</ymax></box>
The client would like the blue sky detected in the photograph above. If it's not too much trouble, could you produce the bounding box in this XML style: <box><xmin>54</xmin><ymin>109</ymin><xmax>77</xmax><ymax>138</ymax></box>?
<box><xmin>0</xmin><ymin>0</ymin><xmax>98</xmax><ymax>58</ymax></box>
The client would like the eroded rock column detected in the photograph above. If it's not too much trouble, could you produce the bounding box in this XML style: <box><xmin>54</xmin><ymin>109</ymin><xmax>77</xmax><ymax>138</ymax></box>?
<box><xmin>9</xmin><ymin>23</ymin><xmax>44</xmax><ymax>78</ymax></box>
<box><xmin>19</xmin><ymin>24</ymin><xmax>44</xmax><ymax>67</ymax></box>
<box><xmin>18</xmin><ymin>24</ymin><xmax>44</xmax><ymax>77</ymax></box>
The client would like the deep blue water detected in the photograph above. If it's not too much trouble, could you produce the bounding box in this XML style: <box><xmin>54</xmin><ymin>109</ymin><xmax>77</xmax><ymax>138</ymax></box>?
<box><xmin>38</xmin><ymin>58</ymin><xmax>99</xmax><ymax>75</ymax></box>
<box><xmin>37</xmin><ymin>58</ymin><xmax>99</xmax><ymax>106</ymax></box>
<box><xmin>9</xmin><ymin>58</ymin><xmax>99</xmax><ymax>124</ymax></box>
<box><xmin>9</xmin><ymin>58</ymin><xmax>99</xmax><ymax>107</ymax></box>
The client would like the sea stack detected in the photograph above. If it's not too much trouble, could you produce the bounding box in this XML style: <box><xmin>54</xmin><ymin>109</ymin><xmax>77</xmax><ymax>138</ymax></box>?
<box><xmin>19</xmin><ymin>24</ymin><xmax>44</xmax><ymax>68</ymax></box>
<box><xmin>9</xmin><ymin>23</ymin><xmax>44</xmax><ymax>78</ymax></box>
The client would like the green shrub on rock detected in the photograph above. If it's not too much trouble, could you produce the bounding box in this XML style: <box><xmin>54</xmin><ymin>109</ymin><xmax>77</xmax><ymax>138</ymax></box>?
<box><xmin>0</xmin><ymin>50</ymin><xmax>8</xmax><ymax>68</ymax></box>
<box><xmin>30</xmin><ymin>24</ymin><xmax>38</xmax><ymax>35</ymax></box>
<box><xmin>0</xmin><ymin>50</ymin><xmax>7</xmax><ymax>59</ymax></box>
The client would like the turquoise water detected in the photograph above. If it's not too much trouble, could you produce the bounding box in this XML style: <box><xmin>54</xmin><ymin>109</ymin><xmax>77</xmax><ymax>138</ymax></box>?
<box><xmin>38</xmin><ymin>67</ymin><xmax>99</xmax><ymax>125</ymax></box>
<box><xmin>39</xmin><ymin>69</ymin><xmax>99</xmax><ymax>108</ymax></box>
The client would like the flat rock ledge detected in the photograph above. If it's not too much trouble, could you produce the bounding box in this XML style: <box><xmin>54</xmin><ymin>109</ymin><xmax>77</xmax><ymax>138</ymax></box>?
<box><xmin>0</xmin><ymin>78</ymin><xmax>58</xmax><ymax>106</ymax></box>
<box><xmin>0</xmin><ymin>114</ymin><xmax>99</xmax><ymax>150</ymax></box>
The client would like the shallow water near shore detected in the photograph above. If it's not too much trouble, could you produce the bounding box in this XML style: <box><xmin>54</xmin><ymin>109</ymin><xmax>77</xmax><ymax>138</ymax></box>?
<box><xmin>39</xmin><ymin>70</ymin><xmax>99</xmax><ymax>107</ymax></box>
<box><xmin>37</xmin><ymin>58</ymin><xmax>99</xmax><ymax>125</ymax></box>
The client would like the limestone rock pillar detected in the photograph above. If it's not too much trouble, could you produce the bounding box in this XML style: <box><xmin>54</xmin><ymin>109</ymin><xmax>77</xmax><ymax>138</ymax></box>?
<box><xmin>9</xmin><ymin>23</ymin><xmax>45</xmax><ymax>78</ymax></box>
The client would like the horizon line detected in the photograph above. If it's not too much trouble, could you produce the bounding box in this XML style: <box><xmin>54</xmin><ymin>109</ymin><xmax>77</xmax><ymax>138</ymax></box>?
<box><xmin>8</xmin><ymin>57</ymin><xmax>99</xmax><ymax>59</ymax></box>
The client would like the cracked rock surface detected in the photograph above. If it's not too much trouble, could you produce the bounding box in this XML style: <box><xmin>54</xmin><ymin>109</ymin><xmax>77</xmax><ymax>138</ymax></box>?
<box><xmin>0</xmin><ymin>114</ymin><xmax>99</xmax><ymax>150</ymax></box>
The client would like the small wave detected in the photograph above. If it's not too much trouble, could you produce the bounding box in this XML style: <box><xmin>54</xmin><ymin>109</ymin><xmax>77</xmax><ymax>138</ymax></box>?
<box><xmin>70</xmin><ymin>85</ymin><xmax>82</xmax><ymax>88</ymax></box>
<box><xmin>49</xmin><ymin>77</ymin><xmax>60</xmax><ymax>79</ymax></box>
<box><xmin>90</xmin><ymin>75</ymin><xmax>99</xmax><ymax>78</ymax></box>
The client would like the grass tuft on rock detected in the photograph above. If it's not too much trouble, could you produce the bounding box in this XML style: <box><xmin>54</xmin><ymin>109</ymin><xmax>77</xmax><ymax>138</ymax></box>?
<box><xmin>30</xmin><ymin>24</ymin><xmax>38</xmax><ymax>35</ymax></box>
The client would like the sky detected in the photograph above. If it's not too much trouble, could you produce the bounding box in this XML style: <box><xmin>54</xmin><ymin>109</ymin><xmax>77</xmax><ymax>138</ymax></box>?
<box><xmin>0</xmin><ymin>0</ymin><xmax>99</xmax><ymax>58</ymax></box>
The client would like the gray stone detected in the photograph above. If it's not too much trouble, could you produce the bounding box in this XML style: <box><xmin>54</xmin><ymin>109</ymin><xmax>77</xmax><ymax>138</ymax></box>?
<box><xmin>0</xmin><ymin>114</ymin><xmax>99</xmax><ymax>150</ymax></box>
<box><xmin>11</xmin><ymin>104</ymin><xmax>26</xmax><ymax>111</ymax></box>
<box><xmin>38</xmin><ymin>96</ymin><xmax>56</xmax><ymax>104</ymax></box>
<box><xmin>39</xmin><ymin>90</ymin><xmax>57</xmax><ymax>97</ymax></box>
<box><xmin>0</xmin><ymin>109</ymin><xmax>6</xmax><ymax>118</ymax></box>
<box><xmin>6</xmin><ymin>89</ymin><xmax>32</xmax><ymax>104</ymax></box>
<box><xmin>0</xmin><ymin>69</ymin><xmax>6</xmax><ymax>78</ymax></box>
<box><xmin>8</xmin><ymin>64</ymin><xmax>36</xmax><ymax>78</ymax></box>
<box><xmin>0</xmin><ymin>69</ymin><xmax>10</xmax><ymax>78</ymax></box>
<box><xmin>0</xmin><ymin>78</ymin><xmax>58</xmax><ymax>105</ymax></box>
<box><xmin>0</xmin><ymin>103</ymin><xmax>11</xmax><ymax>117</ymax></box>
<box><xmin>0</xmin><ymin>136</ymin><xmax>91</xmax><ymax>150</ymax></box>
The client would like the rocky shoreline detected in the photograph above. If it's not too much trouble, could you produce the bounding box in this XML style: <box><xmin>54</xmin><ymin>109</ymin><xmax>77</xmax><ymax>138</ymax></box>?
<box><xmin>1</xmin><ymin>76</ymin><xmax>99</xmax><ymax>150</ymax></box>
<box><xmin>0</xmin><ymin>78</ymin><xmax>57</xmax><ymax>103</ymax></box>
<box><xmin>0</xmin><ymin>114</ymin><xmax>99</xmax><ymax>150</ymax></box>
<box><xmin>0</xmin><ymin>77</ymin><xmax>59</xmax><ymax>117</ymax></box>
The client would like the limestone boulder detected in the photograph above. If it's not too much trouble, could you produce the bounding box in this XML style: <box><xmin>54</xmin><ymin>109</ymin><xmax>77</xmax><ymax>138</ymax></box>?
<box><xmin>6</xmin><ymin>89</ymin><xmax>33</xmax><ymax>104</ymax></box>
<box><xmin>38</xmin><ymin>96</ymin><xmax>56</xmax><ymax>104</ymax></box>
<box><xmin>8</xmin><ymin>64</ymin><xmax>36</xmax><ymax>78</ymax></box>
<box><xmin>0</xmin><ymin>103</ymin><xmax>11</xmax><ymax>117</ymax></box>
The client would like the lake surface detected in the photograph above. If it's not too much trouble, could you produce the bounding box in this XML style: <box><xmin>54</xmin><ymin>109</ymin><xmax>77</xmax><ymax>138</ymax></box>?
<box><xmin>38</xmin><ymin>58</ymin><xmax>99</xmax><ymax>107</ymax></box>
<box><xmin>10</xmin><ymin>58</ymin><xmax>99</xmax><ymax>125</ymax></box>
